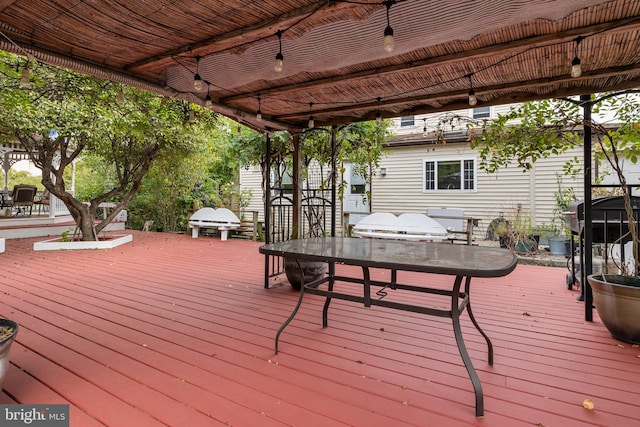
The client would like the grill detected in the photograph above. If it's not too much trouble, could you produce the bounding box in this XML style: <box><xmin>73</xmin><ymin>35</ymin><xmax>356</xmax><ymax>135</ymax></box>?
<box><xmin>567</xmin><ymin>196</ymin><xmax>640</xmax><ymax>243</ymax></box>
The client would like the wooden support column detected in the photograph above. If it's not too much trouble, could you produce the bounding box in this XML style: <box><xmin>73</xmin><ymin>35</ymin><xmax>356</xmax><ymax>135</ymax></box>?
<box><xmin>264</xmin><ymin>131</ymin><xmax>272</xmax><ymax>289</ymax></box>
<box><xmin>582</xmin><ymin>94</ymin><xmax>594</xmax><ymax>321</ymax></box>
<box><xmin>291</xmin><ymin>133</ymin><xmax>302</xmax><ymax>239</ymax></box>
<box><xmin>331</xmin><ymin>126</ymin><xmax>337</xmax><ymax>237</ymax></box>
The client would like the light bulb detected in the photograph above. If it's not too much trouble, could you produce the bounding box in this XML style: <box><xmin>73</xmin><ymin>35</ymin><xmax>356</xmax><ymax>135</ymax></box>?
<box><xmin>468</xmin><ymin>89</ymin><xmax>477</xmax><ymax>106</ymax></box>
<box><xmin>376</xmin><ymin>112</ymin><xmax>382</xmax><ymax>125</ymax></box>
<box><xmin>571</xmin><ymin>57</ymin><xmax>582</xmax><ymax>78</ymax></box>
<box><xmin>20</xmin><ymin>65</ymin><xmax>30</xmax><ymax>88</ymax></box>
<box><xmin>384</xmin><ymin>26</ymin><xmax>394</xmax><ymax>52</ymax></box>
<box><xmin>274</xmin><ymin>52</ymin><xmax>283</xmax><ymax>72</ymax></box>
<box><xmin>308</xmin><ymin>116</ymin><xmax>314</xmax><ymax>129</ymax></box>
<box><xmin>256</xmin><ymin>109</ymin><xmax>263</xmax><ymax>121</ymax></box>
<box><xmin>205</xmin><ymin>94</ymin><xmax>212</xmax><ymax>108</ymax></box>
<box><xmin>193</xmin><ymin>73</ymin><xmax>203</xmax><ymax>91</ymax></box>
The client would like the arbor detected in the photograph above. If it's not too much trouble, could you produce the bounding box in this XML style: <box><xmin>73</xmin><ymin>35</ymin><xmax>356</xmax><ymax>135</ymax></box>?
<box><xmin>0</xmin><ymin>52</ymin><xmax>218</xmax><ymax>240</ymax></box>
<box><xmin>228</xmin><ymin>121</ymin><xmax>389</xmax><ymax>202</ymax></box>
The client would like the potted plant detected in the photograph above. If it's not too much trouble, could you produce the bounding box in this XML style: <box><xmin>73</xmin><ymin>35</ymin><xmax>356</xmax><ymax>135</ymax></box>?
<box><xmin>550</xmin><ymin>178</ymin><xmax>576</xmax><ymax>256</ymax></box>
<box><xmin>284</xmin><ymin>256</ymin><xmax>327</xmax><ymax>291</ymax></box>
<box><xmin>583</xmin><ymin>95</ymin><xmax>640</xmax><ymax>344</ymax></box>
<box><xmin>532</xmin><ymin>223</ymin><xmax>555</xmax><ymax>246</ymax></box>
<box><xmin>473</xmin><ymin>92</ymin><xmax>640</xmax><ymax>343</ymax></box>
<box><xmin>496</xmin><ymin>205</ymin><xmax>537</xmax><ymax>254</ymax></box>
<box><xmin>0</xmin><ymin>319</ymin><xmax>18</xmax><ymax>389</ymax></box>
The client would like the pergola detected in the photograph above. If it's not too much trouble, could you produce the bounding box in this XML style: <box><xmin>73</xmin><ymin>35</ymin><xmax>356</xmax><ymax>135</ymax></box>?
<box><xmin>0</xmin><ymin>1</ymin><xmax>638</xmax><ymax>132</ymax></box>
<box><xmin>0</xmin><ymin>142</ymin><xmax>29</xmax><ymax>192</ymax></box>
<box><xmin>1</xmin><ymin>0</ymin><xmax>640</xmax><ymax>318</ymax></box>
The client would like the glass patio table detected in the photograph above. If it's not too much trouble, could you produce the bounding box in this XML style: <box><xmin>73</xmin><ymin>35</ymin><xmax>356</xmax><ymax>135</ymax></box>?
<box><xmin>259</xmin><ymin>237</ymin><xmax>518</xmax><ymax>417</ymax></box>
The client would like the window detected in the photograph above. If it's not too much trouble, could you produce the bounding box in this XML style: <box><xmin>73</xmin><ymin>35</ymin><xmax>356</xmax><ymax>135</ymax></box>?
<box><xmin>271</xmin><ymin>164</ymin><xmax>293</xmax><ymax>194</ymax></box>
<box><xmin>424</xmin><ymin>158</ymin><xmax>476</xmax><ymax>191</ymax></box>
<box><xmin>350</xmin><ymin>167</ymin><xmax>366</xmax><ymax>195</ymax></box>
<box><xmin>472</xmin><ymin>106</ymin><xmax>491</xmax><ymax>119</ymax></box>
<box><xmin>400</xmin><ymin>116</ymin><xmax>415</xmax><ymax>127</ymax></box>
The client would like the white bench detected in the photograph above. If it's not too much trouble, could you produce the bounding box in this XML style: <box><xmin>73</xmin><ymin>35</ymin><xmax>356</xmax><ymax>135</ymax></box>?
<box><xmin>352</xmin><ymin>212</ymin><xmax>450</xmax><ymax>242</ymax></box>
<box><xmin>188</xmin><ymin>208</ymin><xmax>240</xmax><ymax>241</ymax></box>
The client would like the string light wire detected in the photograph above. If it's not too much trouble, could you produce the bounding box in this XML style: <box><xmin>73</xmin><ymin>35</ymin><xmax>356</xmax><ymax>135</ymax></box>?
<box><xmin>167</xmin><ymin>1</ymin><xmax>631</xmax><ymax>124</ymax></box>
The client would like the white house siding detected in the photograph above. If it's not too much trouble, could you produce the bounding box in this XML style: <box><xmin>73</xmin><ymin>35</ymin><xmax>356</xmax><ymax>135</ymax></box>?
<box><xmin>239</xmin><ymin>164</ymin><xmax>265</xmax><ymax>221</ymax></box>
<box><xmin>372</xmin><ymin>142</ymin><xmax>585</xmax><ymax>238</ymax></box>
<box><xmin>392</xmin><ymin>104</ymin><xmax>517</xmax><ymax>137</ymax></box>
<box><xmin>239</xmin><ymin>103</ymin><xmax>591</xmax><ymax>239</ymax></box>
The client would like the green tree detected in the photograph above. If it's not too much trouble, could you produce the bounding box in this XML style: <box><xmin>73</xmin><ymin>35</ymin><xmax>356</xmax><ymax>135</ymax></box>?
<box><xmin>0</xmin><ymin>51</ymin><xmax>219</xmax><ymax>240</ymax></box>
<box><xmin>472</xmin><ymin>91</ymin><xmax>640</xmax><ymax>274</ymax></box>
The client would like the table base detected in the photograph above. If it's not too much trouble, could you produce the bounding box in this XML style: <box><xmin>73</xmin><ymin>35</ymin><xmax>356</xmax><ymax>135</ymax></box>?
<box><xmin>275</xmin><ymin>262</ymin><xmax>492</xmax><ymax>417</ymax></box>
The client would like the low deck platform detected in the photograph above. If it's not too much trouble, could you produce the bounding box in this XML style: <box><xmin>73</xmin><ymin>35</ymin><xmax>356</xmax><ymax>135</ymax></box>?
<box><xmin>0</xmin><ymin>231</ymin><xmax>638</xmax><ymax>426</ymax></box>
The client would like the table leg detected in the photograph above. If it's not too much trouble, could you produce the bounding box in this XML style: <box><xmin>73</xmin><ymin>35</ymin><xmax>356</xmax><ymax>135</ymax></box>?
<box><xmin>275</xmin><ymin>259</ymin><xmax>307</xmax><ymax>354</ymax></box>
<box><xmin>362</xmin><ymin>266</ymin><xmax>371</xmax><ymax>308</ymax></box>
<box><xmin>321</xmin><ymin>267</ymin><xmax>334</xmax><ymax>328</ymax></box>
<box><xmin>464</xmin><ymin>276</ymin><xmax>493</xmax><ymax>365</ymax></box>
<box><xmin>451</xmin><ymin>275</ymin><xmax>484</xmax><ymax>417</ymax></box>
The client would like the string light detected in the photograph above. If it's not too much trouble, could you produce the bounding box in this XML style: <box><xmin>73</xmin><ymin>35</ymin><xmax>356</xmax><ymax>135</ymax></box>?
<box><xmin>212</xmin><ymin>9</ymin><xmax>614</xmax><ymax>125</ymax></box>
<box><xmin>467</xmin><ymin>74</ymin><xmax>477</xmax><ymax>106</ymax></box>
<box><xmin>20</xmin><ymin>63</ymin><xmax>30</xmax><ymax>88</ymax></box>
<box><xmin>375</xmin><ymin>97</ymin><xmax>382</xmax><ymax>125</ymax></box>
<box><xmin>468</xmin><ymin>89</ymin><xmax>477</xmax><ymax>106</ymax></box>
<box><xmin>256</xmin><ymin>96</ymin><xmax>263</xmax><ymax>121</ymax></box>
<box><xmin>308</xmin><ymin>102</ymin><xmax>314</xmax><ymax>128</ymax></box>
<box><xmin>383</xmin><ymin>1</ymin><xmax>395</xmax><ymax>52</ymax></box>
<box><xmin>193</xmin><ymin>55</ymin><xmax>203</xmax><ymax>91</ymax></box>
<box><xmin>274</xmin><ymin>31</ymin><xmax>284</xmax><ymax>72</ymax></box>
<box><xmin>205</xmin><ymin>84</ymin><xmax>213</xmax><ymax>108</ymax></box>
<box><xmin>570</xmin><ymin>36</ymin><xmax>583</xmax><ymax>78</ymax></box>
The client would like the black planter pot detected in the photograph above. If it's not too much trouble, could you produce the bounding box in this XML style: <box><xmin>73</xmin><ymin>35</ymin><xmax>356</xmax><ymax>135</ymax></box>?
<box><xmin>587</xmin><ymin>274</ymin><xmax>640</xmax><ymax>344</ymax></box>
<box><xmin>284</xmin><ymin>257</ymin><xmax>326</xmax><ymax>290</ymax></box>
<box><xmin>0</xmin><ymin>318</ymin><xmax>18</xmax><ymax>390</ymax></box>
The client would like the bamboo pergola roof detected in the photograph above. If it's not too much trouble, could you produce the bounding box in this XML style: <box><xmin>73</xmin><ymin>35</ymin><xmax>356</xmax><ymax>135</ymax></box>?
<box><xmin>1</xmin><ymin>0</ymin><xmax>639</xmax><ymax>131</ymax></box>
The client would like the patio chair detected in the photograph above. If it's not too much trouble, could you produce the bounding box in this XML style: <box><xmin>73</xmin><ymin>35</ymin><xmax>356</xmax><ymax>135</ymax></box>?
<box><xmin>33</xmin><ymin>189</ymin><xmax>50</xmax><ymax>214</ymax></box>
<box><xmin>7</xmin><ymin>184</ymin><xmax>38</xmax><ymax>216</ymax></box>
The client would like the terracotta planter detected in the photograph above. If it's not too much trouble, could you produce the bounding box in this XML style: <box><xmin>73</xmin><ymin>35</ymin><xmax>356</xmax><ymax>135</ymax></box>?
<box><xmin>0</xmin><ymin>319</ymin><xmax>18</xmax><ymax>390</ymax></box>
<box><xmin>587</xmin><ymin>274</ymin><xmax>640</xmax><ymax>344</ymax></box>
<box><xmin>284</xmin><ymin>257</ymin><xmax>326</xmax><ymax>290</ymax></box>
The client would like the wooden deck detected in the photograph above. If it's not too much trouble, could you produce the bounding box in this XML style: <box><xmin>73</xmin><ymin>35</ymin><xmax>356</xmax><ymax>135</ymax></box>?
<box><xmin>0</xmin><ymin>231</ymin><xmax>638</xmax><ymax>426</ymax></box>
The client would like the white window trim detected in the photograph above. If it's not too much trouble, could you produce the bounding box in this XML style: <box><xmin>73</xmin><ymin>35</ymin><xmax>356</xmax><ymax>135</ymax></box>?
<box><xmin>422</xmin><ymin>156</ymin><xmax>478</xmax><ymax>193</ymax></box>
<box><xmin>400</xmin><ymin>115</ymin><xmax>415</xmax><ymax>127</ymax></box>
<box><xmin>471</xmin><ymin>106</ymin><xmax>492</xmax><ymax>119</ymax></box>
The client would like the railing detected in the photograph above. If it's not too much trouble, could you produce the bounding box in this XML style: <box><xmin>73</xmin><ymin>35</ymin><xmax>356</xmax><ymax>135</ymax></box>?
<box><xmin>50</xmin><ymin>192</ymin><xmax>73</xmax><ymax>217</ymax></box>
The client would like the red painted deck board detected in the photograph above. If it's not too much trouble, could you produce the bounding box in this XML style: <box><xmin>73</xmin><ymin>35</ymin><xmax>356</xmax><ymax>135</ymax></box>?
<box><xmin>1</xmin><ymin>231</ymin><xmax>639</xmax><ymax>426</ymax></box>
